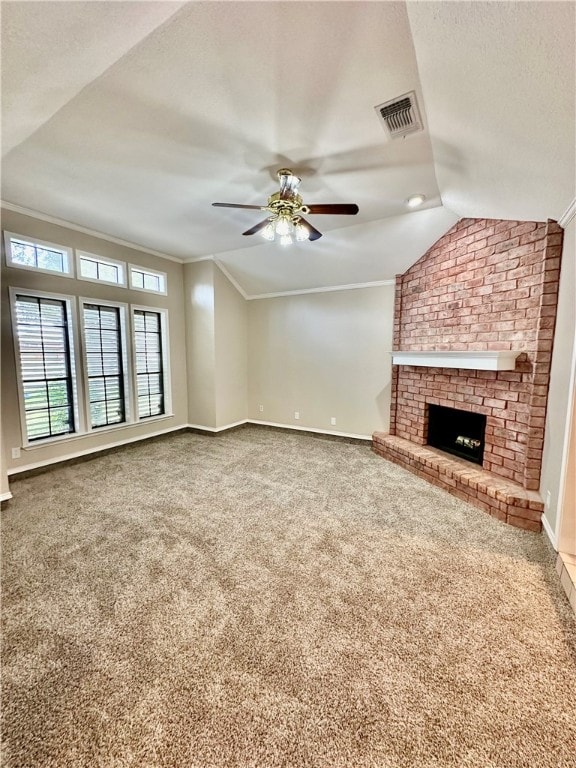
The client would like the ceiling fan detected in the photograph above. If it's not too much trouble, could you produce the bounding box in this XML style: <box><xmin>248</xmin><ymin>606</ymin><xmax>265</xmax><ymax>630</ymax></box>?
<box><xmin>212</xmin><ymin>168</ymin><xmax>359</xmax><ymax>244</ymax></box>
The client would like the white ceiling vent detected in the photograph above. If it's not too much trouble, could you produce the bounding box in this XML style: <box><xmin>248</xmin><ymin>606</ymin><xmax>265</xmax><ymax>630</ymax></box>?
<box><xmin>375</xmin><ymin>91</ymin><xmax>423</xmax><ymax>139</ymax></box>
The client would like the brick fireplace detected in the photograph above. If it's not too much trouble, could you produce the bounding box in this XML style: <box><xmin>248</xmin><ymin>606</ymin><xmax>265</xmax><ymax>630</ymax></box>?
<box><xmin>373</xmin><ymin>217</ymin><xmax>563</xmax><ymax>531</ymax></box>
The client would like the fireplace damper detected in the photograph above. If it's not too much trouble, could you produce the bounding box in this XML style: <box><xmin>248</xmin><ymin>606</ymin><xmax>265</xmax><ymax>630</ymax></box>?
<box><xmin>427</xmin><ymin>404</ymin><xmax>486</xmax><ymax>465</ymax></box>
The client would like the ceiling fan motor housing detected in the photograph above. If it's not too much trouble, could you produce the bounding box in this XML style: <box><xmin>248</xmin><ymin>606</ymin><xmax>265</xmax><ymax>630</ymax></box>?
<box><xmin>266</xmin><ymin>191</ymin><xmax>308</xmax><ymax>216</ymax></box>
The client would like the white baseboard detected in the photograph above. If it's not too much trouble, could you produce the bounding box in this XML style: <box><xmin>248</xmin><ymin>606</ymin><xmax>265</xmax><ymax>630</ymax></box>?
<box><xmin>247</xmin><ymin>419</ymin><xmax>372</xmax><ymax>441</ymax></box>
<box><xmin>7</xmin><ymin>418</ymin><xmax>372</xmax><ymax>478</ymax></box>
<box><xmin>0</xmin><ymin>491</ymin><xmax>13</xmax><ymax>502</ymax></box>
<box><xmin>7</xmin><ymin>423</ymin><xmax>189</xmax><ymax>476</ymax></box>
<box><xmin>187</xmin><ymin>420</ymin><xmax>248</xmax><ymax>433</ymax></box>
<box><xmin>541</xmin><ymin>512</ymin><xmax>558</xmax><ymax>551</ymax></box>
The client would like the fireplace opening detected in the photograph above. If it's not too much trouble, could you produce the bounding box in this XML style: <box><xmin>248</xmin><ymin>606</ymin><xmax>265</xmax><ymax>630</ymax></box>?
<box><xmin>427</xmin><ymin>404</ymin><xmax>486</xmax><ymax>465</ymax></box>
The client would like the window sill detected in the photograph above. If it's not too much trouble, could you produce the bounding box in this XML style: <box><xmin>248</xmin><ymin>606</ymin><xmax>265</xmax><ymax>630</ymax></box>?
<box><xmin>23</xmin><ymin>414</ymin><xmax>175</xmax><ymax>451</ymax></box>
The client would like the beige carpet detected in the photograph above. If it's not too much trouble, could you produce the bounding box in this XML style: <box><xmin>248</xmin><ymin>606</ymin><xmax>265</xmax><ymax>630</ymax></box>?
<box><xmin>2</xmin><ymin>426</ymin><xmax>575</xmax><ymax>768</ymax></box>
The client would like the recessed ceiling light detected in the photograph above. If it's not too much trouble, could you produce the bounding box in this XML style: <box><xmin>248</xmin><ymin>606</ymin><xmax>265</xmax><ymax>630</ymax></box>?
<box><xmin>407</xmin><ymin>194</ymin><xmax>426</xmax><ymax>208</ymax></box>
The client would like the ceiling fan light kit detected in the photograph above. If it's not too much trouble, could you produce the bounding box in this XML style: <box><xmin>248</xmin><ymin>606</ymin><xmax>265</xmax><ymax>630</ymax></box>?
<box><xmin>212</xmin><ymin>169</ymin><xmax>359</xmax><ymax>245</ymax></box>
<box><xmin>260</xmin><ymin>213</ymin><xmax>310</xmax><ymax>246</ymax></box>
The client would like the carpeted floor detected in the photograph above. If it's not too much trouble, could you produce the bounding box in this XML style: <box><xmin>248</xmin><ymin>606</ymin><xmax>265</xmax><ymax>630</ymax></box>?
<box><xmin>2</xmin><ymin>425</ymin><xmax>575</xmax><ymax>768</ymax></box>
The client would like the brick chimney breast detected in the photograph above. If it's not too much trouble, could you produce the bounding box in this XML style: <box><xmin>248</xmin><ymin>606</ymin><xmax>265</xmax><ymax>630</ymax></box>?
<box><xmin>378</xmin><ymin>217</ymin><xmax>564</xmax><ymax>531</ymax></box>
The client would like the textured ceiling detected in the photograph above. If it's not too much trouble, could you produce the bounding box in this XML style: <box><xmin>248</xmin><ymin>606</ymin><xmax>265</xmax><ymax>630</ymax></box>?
<box><xmin>0</xmin><ymin>1</ymin><xmax>185</xmax><ymax>155</ymax></box>
<box><xmin>407</xmin><ymin>1</ymin><xmax>576</xmax><ymax>222</ymax></box>
<box><xmin>1</xmin><ymin>1</ymin><xmax>574</xmax><ymax>296</ymax></box>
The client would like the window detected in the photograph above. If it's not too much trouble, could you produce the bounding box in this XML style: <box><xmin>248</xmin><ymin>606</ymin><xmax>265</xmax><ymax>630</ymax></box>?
<box><xmin>129</xmin><ymin>264</ymin><xmax>167</xmax><ymax>295</ymax></box>
<box><xmin>82</xmin><ymin>303</ymin><xmax>127</xmax><ymax>429</ymax></box>
<box><xmin>10</xmin><ymin>289</ymin><xmax>171</xmax><ymax>447</ymax></box>
<box><xmin>12</xmin><ymin>294</ymin><xmax>76</xmax><ymax>442</ymax></box>
<box><xmin>133</xmin><ymin>309</ymin><xmax>166</xmax><ymax>419</ymax></box>
<box><xmin>77</xmin><ymin>251</ymin><xmax>125</xmax><ymax>286</ymax></box>
<box><xmin>4</xmin><ymin>232</ymin><xmax>73</xmax><ymax>276</ymax></box>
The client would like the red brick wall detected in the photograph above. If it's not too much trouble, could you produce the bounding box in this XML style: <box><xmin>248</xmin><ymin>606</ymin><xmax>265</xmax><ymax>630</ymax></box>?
<box><xmin>391</xmin><ymin>218</ymin><xmax>563</xmax><ymax>490</ymax></box>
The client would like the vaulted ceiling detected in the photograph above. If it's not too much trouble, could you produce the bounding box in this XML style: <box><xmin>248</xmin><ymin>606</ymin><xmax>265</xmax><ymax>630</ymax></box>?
<box><xmin>2</xmin><ymin>1</ymin><xmax>574</xmax><ymax>297</ymax></box>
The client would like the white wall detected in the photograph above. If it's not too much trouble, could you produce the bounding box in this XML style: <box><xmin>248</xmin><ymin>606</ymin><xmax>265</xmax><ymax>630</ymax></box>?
<box><xmin>184</xmin><ymin>260</ymin><xmax>217</xmax><ymax>428</ymax></box>
<box><xmin>214</xmin><ymin>266</ymin><xmax>248</xmax><ymax>428</ymax></box>
<box><xmin>247</xmin><ymin>285</ymin><xmax>395</xmax><ymax>437</ymax></box>
<box><xmin>0</xmin><ymin>384</ymin><xmax>11</xmax><ymax>500</ymax></box>
<box><xmin>558</xmin><ymin>372</ymin><xmax>575</xmax><ymax>553</ymax></box>
<box><xmin>541</xmin><ymin>215</ymin><xmax>576</xmax><ymax>546</ymax></box>
<box><xmin>184</xmin><ymin>261</ymin><xmax>248</xmax><ymax>429</ymax></box>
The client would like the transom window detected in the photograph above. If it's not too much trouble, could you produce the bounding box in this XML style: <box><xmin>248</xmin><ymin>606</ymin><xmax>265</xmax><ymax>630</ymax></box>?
<box><xmin>78</xmin><ymin>252</ymin><xmax>125</xmax><ymax>286</ymax></box>
<box><xmin>129</xmin><ymin>265</ymin><xmax>167</xmax><ymax>295</ymax></box>
<box><xmin>13</xmin><ymin>295</ymin><xmax>76</xmax><ymax>441</ymax></box>
<box><xmin>82</xmin><ymin>304</ymin><xmax>126</xmax><ymax>428</ymax></box>
<box><xmin>3</xmin><ymin>232</ymin><xmax>169</xmax><ymax>297</ymax></box>
<box><xmin>133</xmin><ymin>310</ymin><xmax>165</xmax><ymax>419</ymax></box>
<box><xmin>4</xmin><ymin>232</ymin><xmax>72</xmax><ymax>276</ymax></box>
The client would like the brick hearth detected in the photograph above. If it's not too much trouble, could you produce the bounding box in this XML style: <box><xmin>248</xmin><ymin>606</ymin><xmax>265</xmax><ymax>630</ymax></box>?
<box><xmin>374</xmin><ymin>217</ymin><xmax>563</xmax><ymax>532</ymax></box>
<box><xmin>372</xmin><ymin>433</ymin><xmax>544</xmax><ymax>532</ymax></box>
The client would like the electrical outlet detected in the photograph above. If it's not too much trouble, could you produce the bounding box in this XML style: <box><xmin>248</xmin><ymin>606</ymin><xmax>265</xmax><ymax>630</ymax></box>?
<box><xmin>11</xmin><ymin>447</ymin><xmax>20</xmax><ymax>459</ymax></box>
<box><xmin>294</xmin><ymin>411</ymin><xmax>300</xmax><ymax>420</ymax></box>
<box><xmin>331</xmin><ymin>417</ymin><xmax>336</xmax><ymax>426</ymax></box>
<box><xmin>259</xmin><ymin>404</ymin><xmax>264</xmax><ymax>412</ymax></box>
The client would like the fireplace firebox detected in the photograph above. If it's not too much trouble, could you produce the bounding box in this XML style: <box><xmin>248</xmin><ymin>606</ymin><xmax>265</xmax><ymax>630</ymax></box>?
<box><xmin>427</xmin><ymin>404</ymin><xmax>486</xmax><ymax>465</ymax></box>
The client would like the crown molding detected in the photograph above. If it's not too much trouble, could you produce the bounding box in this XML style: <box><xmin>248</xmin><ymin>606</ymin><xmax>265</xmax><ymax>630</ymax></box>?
<box><xmin>0</xmin><ymin>200</ymin><xmax>414</xmax><ymax>299</ymax></box>
<box><xmin>213</xmin><ymin>259</ymin><xmax>249</xmax><ymax>299</ymax></box>
<box><xmin>246</xmin><ymin>279</ymin><xmax>395</xmax><ymax>301</ymax></box>
<box><xmin>183</xmin><ymin>254</ymin><xmax>394</xmax><ymax>300</ymax></box>
<box><xmin>181</xmin><ymin>255</ymin><xmax>248</xmax><ymax>299</ymax></box>
<box><xmin>182</xmin><ymin>254</ymin><xmax>214</xmax><ymax>263</ymax></box>
<box><xmin>558</xmin><ymin>197</ymin><xmax>576</xmax><ymax>228</ymax></box>
<box><xmin>0</xmin><ymin>200</ymin><xmax>184</xmax><ymax>263</ymax></box>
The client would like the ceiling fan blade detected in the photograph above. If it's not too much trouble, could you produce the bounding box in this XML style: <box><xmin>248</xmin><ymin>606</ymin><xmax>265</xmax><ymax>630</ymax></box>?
<box><xmin>212</xmin><ymin>202</ymin><xmax>267</xmax><ymax>210</ymax></box>
<box><xmin>278</xmin><ymin>169</ymin><xmax>301</xmax><ymax>200</ymax></box>
<box><xmin>242</xmin><ymin>218</ymin><xmax>272</xmax><ymax>236</ymax></box>
<box><xmin>306</xmin><ymin>203</ymin><xmax>359</xmax><ymax>215</ymax></box>
<box><xmin>298</xmin><ymin>217</ymin><xmax>323</xmax><ymax>241</ymax></box>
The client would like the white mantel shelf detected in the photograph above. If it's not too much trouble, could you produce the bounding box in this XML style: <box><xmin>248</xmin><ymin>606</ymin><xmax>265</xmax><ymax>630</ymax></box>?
<box><xmin>391</xmin><ymin>350</ymin><xmax>519</xmax><ymax>371</ymax></box>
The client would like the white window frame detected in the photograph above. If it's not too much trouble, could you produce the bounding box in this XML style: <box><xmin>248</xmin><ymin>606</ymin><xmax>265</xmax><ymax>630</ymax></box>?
<box><xmin>76</xmin><ymin>250</ymin><xmax>126</xmax><ymax>287</ymax></box>
<box><xmin>131</xmin><ymin>304</ymin><xmax>172</xmax><ymax>421</ymax></box>
<box><xmin>9</xmin><ymin>292</ymin><xmax>174</xmax><ymax>450</ymax></box>
<box><xmin>128</xmin><ymin>263</ymin><xmax>167</xmax><ymax>295</ymax></box>
<box><xmin>9</xmin><ymin>287</ymin><xmax>83</xmax><ymax>447</ymax></box>
<box><xmin>4</xmin><ymin>231</ymin><xmax>74</xmax><ymax>278</ymax></box>
<box><xmin>79</xmin><ymin>297</ymin><xmax>132</xmax><ymax>433</ymax></box>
